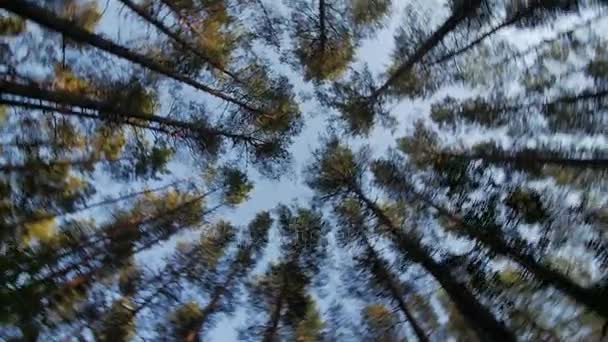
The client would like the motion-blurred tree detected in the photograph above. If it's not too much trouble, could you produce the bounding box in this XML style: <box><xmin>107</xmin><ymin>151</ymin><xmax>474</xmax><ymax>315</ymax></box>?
<box><xmin>1</xmin><ymin>0</ymin><xmax>608</xmax><ymax>340</ymax></box>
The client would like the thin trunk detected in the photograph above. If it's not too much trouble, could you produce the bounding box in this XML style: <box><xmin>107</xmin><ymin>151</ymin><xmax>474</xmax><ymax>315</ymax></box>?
<box><xmin>16</xmin><ymin>194</ymin><xmax>216</xmax><ymax>289</ymax></box>
<box><xmin>370</xmin><ymin>0</ymin><xmax>481</xmax><ymax>99</ymax></box>
<box><xmin>491</xmin><ymin>12</ymin><xmax>606</xmax><ymax>69</ymax></box>
<box><xmin>253</xmin><ymin>0</ymin><xmax>281</xmax><ymax>49</ymax></box>
<box><xmin>0</xmin><ymin>156</ymin><xmax>128</xmax><ymax>173</ymax></box>
<box><xmin>0</xmin><ymin>98</ymin><xmax>181</xmax><ymax>137</ymax></box>
<box><xmin>263</xmin><ymin>269</ymin><xmax>288</xmax><ymax>342</ymax></box>
<box><xmin>404</xmin><ymin>183</ymin><xmax>608</xmax><ymax>319</ymax></box>
<box><xmin>318</xmin><ymin>0</ymin><xmax>327</xmax><ymax>53</ymax></box>
<box><xmin>0</xmin><ymin>139</ymin><xmax>70</xmax><ymax>150</ymax></box>
<box><xmin>361</xmin><ymin>237</ymin><xmax>429</xmax><ymax>342</ymax></box>
<box><xmin>0</xmin><ymin>79</ymin><xmax>263</xmax><ymax>146</ymax></box>
<box><xmin>352</xmin><ymin>187</ymin><xmax>516</xmax><ymax>342</ymax></box>
<box><xmin>444</xmin><ymin>150</ymin><xmax>608</xmax><ymax>170</ymax></box>
<box><xmin>198</xmin><ymin>251</ymin><xmax>250</xmax><ymax>330</ymax></box>
<box><xmin>61</xmin><ymin>35</ymin><xmax>66</xmax><ymax>68</ymax></box>
<box><xmin>116</xmin><ymin>0</ymin><xmax>240</xmax><ymax>82</ymax></box>
<box><xmin>11</xmin><ymin>179</ymin><xmax>185</xmax><ymax>233</ymax></box>
<box><xmin>0</xmin><ymin>1</ymin><xmax>264</xmax><ymax>115</ymax></box>
<box><xmin>550</xmin><ymin>88</ymin><xmax>608</xmax><ymax>106</ymax></box>
<box><xmin>430</xmin><ymin>5</ymin><xmax>537</xmax><ymax>66</ymax></box>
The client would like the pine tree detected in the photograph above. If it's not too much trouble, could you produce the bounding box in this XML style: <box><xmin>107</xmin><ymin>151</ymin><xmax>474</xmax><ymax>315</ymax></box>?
<box><xmin>319</xmin><ymin>0</ymin><xmax>597</xmax><ymax>135</ymax></box>
<box><xmin>285</xmin><ymin>0</ymin><xmax>390</xmax><ymax>82</ymax></box>
<box><xmin>305</xmin><ymin>139</ymin><xmax>516</xmax><ymax>341</ymax></box>
<box><xmin>0</xmin><ymin>165</ymin><xmax>253</xmax><ymax>338</ymax></box>
<box><xmin>94</xmin><ymin>261</ymin><xmax>140</xmax><ymax>342</ymax></box>
<box><xmin>2</xmin><ymin>1</ymin><xmax>608</xmax><ymax>340</ymax></box>
<box><xmin>241</xmin><ymin>205</ymin><xmax>327</xmax><ymax>341</ymax></box>
<box><xmin>361</xmin><ymin>304</ymin><xmax>406</xmax><ymax>342</ymax></box>
<box><xmin>372</xmin><ymin>152</ymin><xmax>608</xmax><ymax>319</ymax></box>
<box><xmin>334</xmin><ymin>198</ymin><xmax>433</xmax><ymax>341</ymax></box>
<box><xmin>155</xmin><ymin>211</ymin><xmax>273</xmax><ymax>340</ymax></box>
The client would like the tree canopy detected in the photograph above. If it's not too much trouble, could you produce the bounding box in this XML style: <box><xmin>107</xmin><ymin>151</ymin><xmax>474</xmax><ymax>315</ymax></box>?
<box><xmin>1</xmin><ymin>0</ymin><xmax>607</xmax><ymax>341</ymax></box>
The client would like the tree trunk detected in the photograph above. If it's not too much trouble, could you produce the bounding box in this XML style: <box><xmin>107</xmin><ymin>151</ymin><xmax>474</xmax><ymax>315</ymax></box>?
<box><xmin>16</xmin><ymin>193</ymin><xmax>213</xmax><ymax>290</ymax></box>
<box><xmin>12</xmin><ymin>180</ymin><xmax>184</xmax><ymax>229</ymax></box>
<box><xmin>370</xmin><ymin>0</ymin><xmax>482</xmax><ymax>99</ymax></box>
<box><xmin>430</xmin><ymin>4</ymin><xmax>539</xmax><ymax>66</ymax></box>
<box><xmin>0</xmin><ymin>156</ymin><xmax>128</xmax><ymax>173</ymax></box>
<box><xmin>362</xmin><ymin>238</ymin><xmax>430</xmax><ymax>342</ymax></box>
<box><xmin>0</xmin><ymin>1</ymin><xmax>262</xmax><ymax>114</ymax></box>
<box><xmin>116</xmin><ymin>0</ymin><xmax>240</xmax><ymax>82</ymax></box>
<box><xmin>263</xmin><ymin>268</ymin><xmax>288</xmax><ymax>342</ymax></box>
<box><xmin>318</xmin><ymin>0</ymin><xmax>327</xmax><ymax>53</ymax></box>
<box><xmin>445</xmin><ymin>150</ymin><xmax>608</xmax><ymax>170</ymax></box>
<box><xmin>0</xmin><ymin>79</ymin><xmax>260</xmax><ymax>146</ymax></box>
<box><xmin>413</xmin><ymin>189</ymin><xmax>608</xmax><ymax>319</ymax></box>
<box><xmin>352</xmin><ymin>188</ymin><xmax>516</xmax><ymax>342</ymax></box>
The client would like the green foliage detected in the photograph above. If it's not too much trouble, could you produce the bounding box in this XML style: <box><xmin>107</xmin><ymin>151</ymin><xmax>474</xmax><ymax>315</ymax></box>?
<box><xmin>320</xmin><ymin>68</ymin><xmax>390</xmax><ymax>135</ymax></box>
<box><xmin>361</xmin><ymin>304</ymin><xmax>404</xmax><ymax>342</ymax></box>
<box><xmin>2</xmin><ymin>0</ymin><xmax>608</xmax><ymax>340</ymax></box>
<box><xmin>505</xmin><ymin>188</ymin><xmax>548</xmax><ymax>224</ymax></box>
<box><xmin>217</xmin><ymin>167</ymin><xmax>254</xmax><ymax>205</ymax></box>
<box><xmin>295</xmin><ymin>302</ymin><xmax>324</xmax><ymax>342</ymax></box>
<box><xmin>97</xmin><ymin>298</ymin><xmax>136</xmax><ymax>342</ymax></box>
<box><xmin>167</xmin><ymin>302</ymin><xmax>205</xmax><ymax>340</ymax></box>
<box><xmin>430</xmin><ymin>96</ymin><xmax>507</xmax><ymax>128</ymax></box>
<box><xmin>0</xmin><ymin>14</ymin><xmax>25</xmax><ymax>36</ymax></box>
<box><xmin>288</xmin><ymin>0</ymin><xmax>389</xmax><ymax>82</ymax></box>
<box><xmin>351</xmin><ymin>0</ymin><xmax>391</xmax><ymax>30</ymax></box>
<box><xmin>305</xmin><ymin>138</ymin><xmax>367</xmax><ymax>196</ymax></box>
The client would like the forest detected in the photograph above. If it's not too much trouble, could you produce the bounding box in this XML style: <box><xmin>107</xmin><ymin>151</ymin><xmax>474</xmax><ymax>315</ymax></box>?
<box><xmin>0</xmin><ymin>0</ymin><xmax>607</xmax><ymax>341</ymax></box>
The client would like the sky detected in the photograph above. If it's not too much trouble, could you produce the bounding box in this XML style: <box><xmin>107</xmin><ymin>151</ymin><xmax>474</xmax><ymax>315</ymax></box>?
<box><xmin>18</xmin><ymin>0</ymin><xmax>608</xmax><ymax>339</ymax></box>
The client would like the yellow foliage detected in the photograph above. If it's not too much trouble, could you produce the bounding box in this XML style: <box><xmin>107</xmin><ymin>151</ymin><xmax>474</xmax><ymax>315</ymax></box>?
<box><xmin>498</xmin><ymin>267</ymin><xmax>523</xmax><ymax>286</ymax></box>
<box><xmin>0</xmin><ymin>15</ymin><xmax>26</xmax><ymax>36</ymax></box>
<box><xmin>63</xmin><ymin>176</ymin><xmax>86</xmax><ymax>197</ymax></box>
<box><xmin>295</xmin><ymin>302</ymin><xmax>324</xmax><ymax>342</ymax></box>
<box><xmin>61</xmin><ymin>0</ymin><xmax>102</xmax><ymax>32</ymax></box>
<box><xmin>54</xmin><ymin>65</ymin><xmax>91</xmax><ymax>93</ymax></box>
<box><xmin>364</xmin><ymin>304</ymin><xmax>394</xmax><ymax>326</ymax></box>
<box><xmin>94</xmin><ymin>126</ymin><xmax>126</xmax><ymax>160</ymax></box>
<box><xmin>23</xmin><ymin>217</ymin><xmax>57</xmax><ymax>245</ymax></box>
<box><xmin>0</xmin><ymin>105</ymin><xmax>7</xmax><ymax>125</ymax></box>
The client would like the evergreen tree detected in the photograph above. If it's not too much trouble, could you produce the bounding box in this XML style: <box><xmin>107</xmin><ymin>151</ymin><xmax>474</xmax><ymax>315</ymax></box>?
<box><xmin>334</xmin><ymin>198</ymin><xmax>433</xmax><ymax>341</ymax></box>
<box><xmin>2</xmin><ymin>1</ymin><xmax>608</xmax><ymax>340</ymax></box>
<box><xmin>361</xmin><ymin>304</ymin><xmax>406</xmax><ymax>342</ymax></box>
<box><xmin>155</xmin><ymin>211</ymin><xmax>273</xmax><ymax>340</ymax></box>
<box><xmin>241</xmin><ymin>205</ymin><xmax>327</xmax><ymax>341</ymax></box>
<box><xmin>319</xmin><ymin>0</ymin><xmax>597</xmax><ymax>135</ymax></box>
<box><xmin>305</xmin><ymin>139</ymin><xmax>515</xmax><ymax>341</ymax></box>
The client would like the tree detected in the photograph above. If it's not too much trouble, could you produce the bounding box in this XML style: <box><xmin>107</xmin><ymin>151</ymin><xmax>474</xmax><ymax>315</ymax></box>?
<box><xmin>241</xmin><ymin>205</ymin><xmax>327</xmax><ymax>341</ymax></box>
<box><xmin>334</xmin><ymin>198</ymin><xmax>432</xmax><ymax>341</ymax></box>
<box><xmin>372</xmin><ymin>152</ymin><xmax>608</xmax><ymax>319</ymax></box>
<box><xmin>155</xmin><ymin>211</ymin><xmax>273</xmax><ymax>340</ymax></box>
<box><xmin>285</xmin><ymin>0</ymin><xmax>390</xmax><ymax>82</ymax></box>
<box><xmin>361</xmin><ymin>304</ymin><xmax>406</xmax><ymax>342</ymax></box>
<box><xmin>305</xmin><ymin>139</ymin><xmax>516</xmax><ymax>341</ymax></box>
<box><xmin>0</xmin><ymin>165</ymin><xmax>253</xmax><ymax>338</ymax></box>
<box><xmin>3</xmin><ymin>1</ymin><xmax>608</xmax><ymax>340</ymax></box>
<box><xmin>319</xmin><ymin>0</ymin><xmax>595</xmax><ymax>135</ymax></box>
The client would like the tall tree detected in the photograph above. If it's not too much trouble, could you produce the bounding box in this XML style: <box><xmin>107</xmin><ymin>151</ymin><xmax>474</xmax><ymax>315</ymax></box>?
<box><xmin>286</xmin><ymin>0</ymin><xmax>390</xmax><ymax>82</ymax></box>
<box><xmin>305</xmin><ymin>139</ymin><xmax>516</xmax><ymax>341</ymax></box>
<box><xmin>155</xmin><ymin>211</ymin><xmax>273</xmax><ymax>340</ymax></box>
<box><xmin>319</xmin><ymin>0</ymin><xmax>592</xmax><ymax>135</ymax></box>
<box><xmin>372</xmin><ymin>152</ymin><xmax>608</xmax><ymax>319</ymax></box>
<box><xmin>334</xmin><ymin>198</ymin><xmax>433</xmax><ymax>341</ymax></box>
<box><xmin>241</xmin><ymin>205</ymin><xmax>327</xmax><ymax>341</ymax></box>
